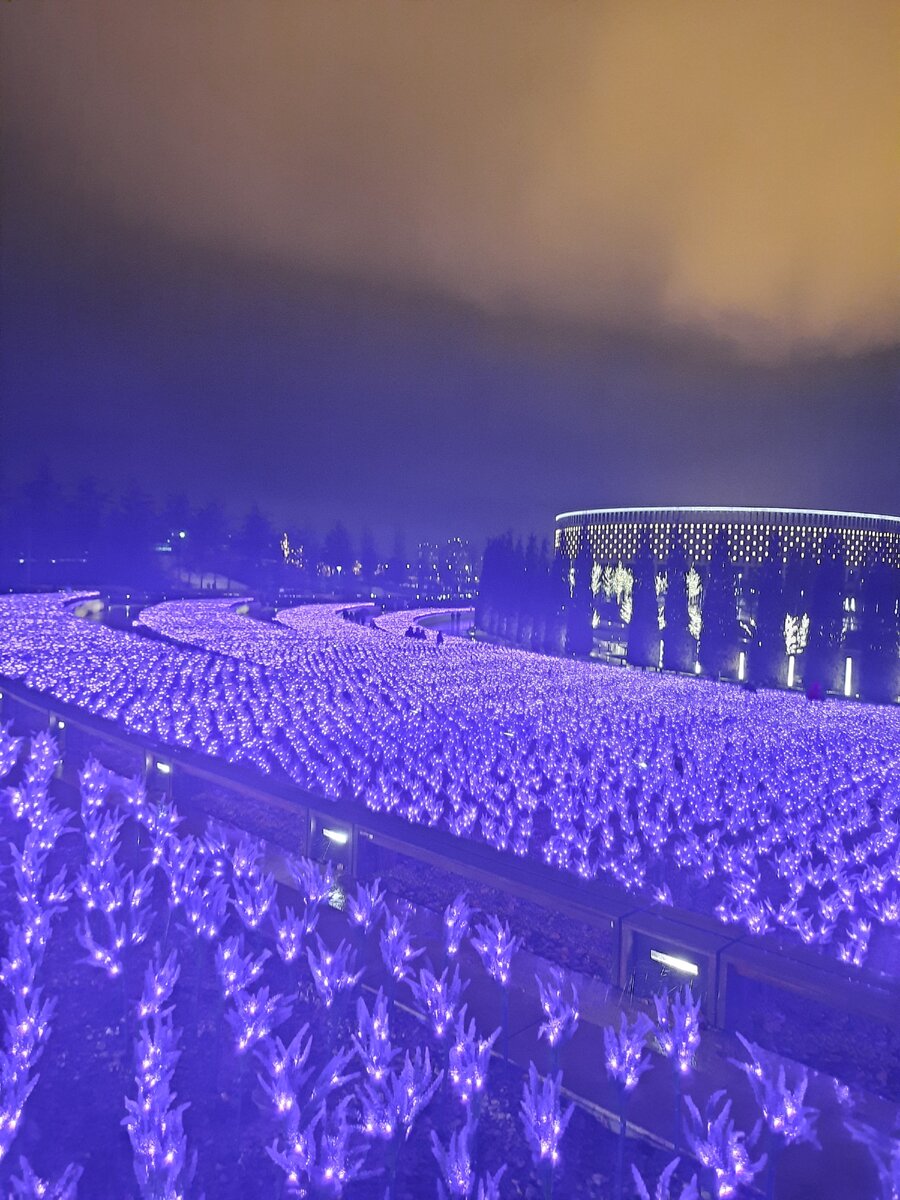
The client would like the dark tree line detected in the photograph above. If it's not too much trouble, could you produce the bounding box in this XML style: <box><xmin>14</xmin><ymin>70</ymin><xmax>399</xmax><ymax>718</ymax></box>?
<box><xmin>0</xmin><ymin>471</ymin><xmax>406</xmax><ymax>596</ymax></box>
<box><xmin>476</xmin><ymin>534</ymin><xmax>574</xmax><ymax>654</ymax></box>
<box><xmin>477</xmin><ymin>527</ymin><xmax>900</xmax><ymax>703</ymax></box>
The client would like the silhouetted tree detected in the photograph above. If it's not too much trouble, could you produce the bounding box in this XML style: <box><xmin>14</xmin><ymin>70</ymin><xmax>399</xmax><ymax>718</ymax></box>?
<box><xmin>161</xmin><ymin>493</ymin><xmax>192</xmax><ymax>575</ymax></box>
<box><xmin>501</xmin><ymin>538</ymin><xmax>524</xmax><ymax>641</ymax></box>
<box><xmin>322</xmin><ymin>522</ymin><xmax>354</xmax><ymax>578</ymax></box>
<box><xmin>110</xmin><ymin>486</ymin><xmax>158</xmax><ymax>586</ymax></box>
<box><xmin>857</xmin><ymin>562</ymin><xmax>900</xmax><ymax>704</ymax></box>
<box><xmin>543</xmin><ymin>547</ymin><xmax>569</xmax><ymax>654</ymax></box>
<box><xmin>384</xmin><ymin>531</ymin><xmax>408</xmax><ymax>588</ymax></box>
<box><xmin>233</xmin><ymin>505</ymin><xmax>278</xmax><ymax>592</ymax></box>
<box><xmin>565</xmin><ymin>538</ymin><xmax>594</xmax><ymax>656</ymax></box>
<box><xmin>663</xmin><ymin>540</ymin><xmax>694</xmax><ymax>673</ymax></box>
<box><xmin>527</xmin><ymin>540</ymin><xmax>548</xmax><ymax>651</ymax></box>
<box><xmin>20</xmin><ymin>466</ymin><xmax>66</xmax><ymax>579</ymax></box>
<box><xmin>68</xmin><ymin>477</ymin><xmax>108</xmax><ymax>576</ymax></box>
<box><xmin>192</xmin><ymin>501</ymin><xmax>229</xmax><ymax>587</ymax></box>
<box><xmin>161</xmin><ymin>494</ymin><xmax>191</xmax><ymax>541</ymax></box>
<box><xmin>475</xmin><ymin>536</ymin><xmax>500</xmax><ymax>634</ymax></box>
<box><xmin>803</xmin><ymin>534</ymin><xmax>846</xmax><ymax>694</ymax></box>
<box><xmin>359</xmin><ymin>528</ymin><xmax>379</xmax><ymax>582</ymax></box>
<box><xmin>750</xmin><ymin>535</ymin><xmax>788</xmax><ymax>688</ymax></box>
<box><xmin>699</xmin><ymin>533</ymin><xmax>739</xmax><ymax>678</ymax></box>
<box><xmin>626</xmin><ymin>540</ymin><xmax>660</xmax><ymax>668</ymax></box>
<box><xmin>516</xmin><ymin>534</ymin><xmax>540</xmax><ymax>647</ymax></box>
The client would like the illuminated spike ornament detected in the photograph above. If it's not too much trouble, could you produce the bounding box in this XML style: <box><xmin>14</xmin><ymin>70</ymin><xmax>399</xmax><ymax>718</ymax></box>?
<box><xmin>683</xmin><ymin>1089</ymin><xmax>767</xmax><ymax>1200</ymax></box>
<box><xmin>353</xmin><ymin>989</ymin><xmax>397</xmax><ymax>1085</ymax></box>
<box><xmin>257</xmin><ymin>1024</ymin><xmax>356</xmax><ymax>1131</ymax></box>
<box><xmin>226</xmin><ymin>984</ymin><xmax>293</xmax><ymax>1054</ymax></box>
<box><xmin>604</xmin><ymin>1012</ymin><xmax>654</xmax><ymax>1200</ymax></box>
<box><xmin>732</xmin><ymin>1034</ymin><xmax>818</xmax><ymax>1199</ymax></box>
<box><xmin>431</xmin><ymin>1118</ymin><xmax>476</xmax><ymax>1199</ymax></box>
<box><xmin>9</xmin><ymin>1157</ymin><xmax>83</xmax><ymax>1200</ymax></box>
<box><xmin>471</xmin><ymin>916</ymin><xmax>520</xmax><ymax>988</ymax></box>
<box><xmin>232</xmin><ymin>867</ymin><xmax>277</xmax><ymax>932</ymax></box>
<box><xmin>0</xmin><ymin>984</ymin><xmax>55</xmax><ymax>1165</ymax></box>
<box><xmin>519</xmin><ymin>1062</ymin><xmax>574</xmax><ymax>1200</ymax></box>
<box><xmin>471</xmin><ymin>915</ymin><xmax>521</xmax><ymax>1063</ymax></box>
<box><xmin>379</xmin><ymin>913</ymin><xmax>424</xmax><ymax>988</ymax></box>
<box><xmin>256</xmin><ymin>1025</ymin><xmax>313</xmax><ymax>1124</ymax></box>
<box><xmin>306</xmin><ymin>935</ymin><xmax>362</xmax><ymax>1010</ymax></box>
<box><xmin>632</xmin><ymin>1159</ymin><xmax>700</xmax><ymax>1200</ymax></box>
<box><xmin>653</xmin><ymin>985</ymin><xmax>701</xmax><ymax>1150</ymax></box>
<box><xmin>0</xmin><ymin>723</ymin><xmax>23</xmax><ymax>782</ymax></box>
<box><xmin>443</xmin><ymin>893</ymin><xmax>475</xmax><ymax>961</ymax></box>
<box><xmin>215</xmin><ymin>935</ymin><xmax>270</xmax><ymax>1000</ymax></box>
<box><xmin>290</xmin><ymin>856</ymin><xmax>336</xmax><ymax>911</ymax></box>
<box><xmin>604</xmin><ymin>1012</ymin><xmax>654</xmax><ymax>1093</ymax></box>
<box><xmin>346</xmin><ymin>877</ymin><xmax>386</xmax><ymax>933</ymax></box>
<box><xmin>432</xmin><ymin>1118</ymin><xmax>506</xmax><ymax>1200</ymax></box>
<box><xmin>138</xmin><ymin>947</ymin><xmax>181</xmax><ymax>1020</ymax></box>
<box><xmin>123</xmin><ymin>963</ymin><xmax>196</xmax><ymax>1200</ymax></box>
<box><xmin>408</xmin><ymin>965</ymin><xmax>468</xmax><ymax>1042</ymax></box>
<box><xmin>360</xmin><ymin>1046</ymin><xmax>442</xmax><ymax>1141</ymax></box>
<box><xmin>448</xmin><ymin>1015</ymin><xmax>499</xmax><ymax>1115</ymax></box>
<box><xmin>843</xmin><ymin>1118</ymin><xmax>900</xmax><ymax>1200</ymax></box>
<box><xmin>536</xmin><ymin>966</ymin><xmax>579</xmax><ymax>1073</ymax></box>
<box><xmin>183</xmin><ymin>870</ymin><xmax>228</xmax><ymax>942</ymax></box>
<box><xmin>76</xmin><ymin>804</ymin><xmax>151</xmax><ymax>978</ymax></box>
<box><xmin>273</xmin><ymin>904</ymin><xmax>319</xmax><ymax>964</ymax></box>
<box><xmin>267</xmin><ymin>1099</ymin><xmax>367</xmax><ymax>1198</ymax></box>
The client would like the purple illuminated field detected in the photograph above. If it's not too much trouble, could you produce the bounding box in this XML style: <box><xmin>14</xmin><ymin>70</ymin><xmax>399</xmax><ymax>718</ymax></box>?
<box><xmin>1</xmin><ymin>593</ymin><xmax>899</xmax><ymax>974</ymax></box>
<box><xmin>1</xmin><ymin>727</ymin><xmax>826</xmax><ymax>1199</ymax></box>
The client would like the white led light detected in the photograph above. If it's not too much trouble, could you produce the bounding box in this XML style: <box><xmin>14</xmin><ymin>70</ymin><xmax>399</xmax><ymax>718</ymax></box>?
<box><xmin>844</xmin><ymin>657</ymin><xmax>853</xmax><ymax>698</ymax></box>
<box><xmin>650</xmin><ymin>949</ymin><xmax>699</xmax><ymax>977</ymax></box>
<box><xmin>155</xmin><ymin>761</ymin><xmax>172</xmax><ymax>775</ymax></box>
<box><xmin>322</xmin><ymin>827</ymin><xmax>349</xmax><ymax>845</ymax></box>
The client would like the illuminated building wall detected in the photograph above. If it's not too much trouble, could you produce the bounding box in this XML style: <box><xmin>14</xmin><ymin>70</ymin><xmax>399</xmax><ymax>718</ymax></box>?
<box><xmin>555</xmin><ymin>507</ymin><xmax>900</xmax><ymax>570</ymax></box>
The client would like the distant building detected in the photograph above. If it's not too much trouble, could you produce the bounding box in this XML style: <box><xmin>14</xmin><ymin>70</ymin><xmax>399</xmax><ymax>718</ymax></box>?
<box><xmin>417</xmin><ymin>538</ymin><xmax>476</xmax><ymax>602</ymax></box>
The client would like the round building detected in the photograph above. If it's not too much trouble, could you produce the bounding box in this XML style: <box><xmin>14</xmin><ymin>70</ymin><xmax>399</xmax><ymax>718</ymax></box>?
<box><xmin>555</xmin><ymin>506</ymin><xmax>900</xmax><ymax>569</ymax></box>
<box><xmin>554</xmin><ymin>506</ymin><xmax>900</xmax><ymax>702</ymax></box>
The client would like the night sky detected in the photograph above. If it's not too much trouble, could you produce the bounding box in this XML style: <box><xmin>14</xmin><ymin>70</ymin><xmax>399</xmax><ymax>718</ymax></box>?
<box><xmin>1</xmin><ymin>2</ymin><xmax>898</xmax><ymax>542</ymax></box>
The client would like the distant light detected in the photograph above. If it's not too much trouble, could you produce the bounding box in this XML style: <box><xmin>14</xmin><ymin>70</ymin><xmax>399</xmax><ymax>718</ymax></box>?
<box><xmin>738</xmin><ymin>651</ymin><xmax>746</xmax><ymax>682</ymax></box>
<box><xmin>322</xmin><ymin>826</ymin><xmax>349</xmax><ymax>845</ymax></box>
<box><xmin>844</xmin><ymin>656</ymin><xmax>853</xmax><ymax>698</ymax></box>
<box><xmin>155</xmin><ymin>761</ymin><xmax>172</xmax><ymax>775</ymax></box>
<box><xmin>650</xmin><ymin>949</ymin><xmax>699</xmax><ymax>977</ymax></box>
<box><xmin>178</xmin><ymin>530</ymin><xmax>187</xmax><ymax>539</ymax></box>
<box><xmin>787</xmin><ymin>654</ymin><xmax>796</xmax><ymax>688</ymax></box>
<box><xmin>56</xmin><ymin>720</ymin><xmax>66</xmax><ymax>731</ymax></box>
